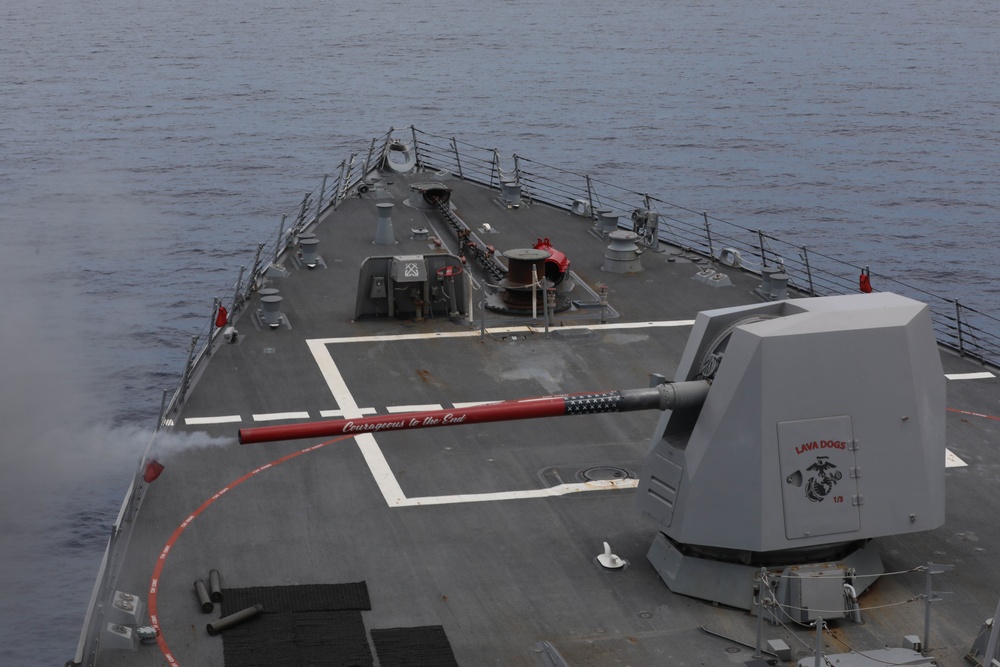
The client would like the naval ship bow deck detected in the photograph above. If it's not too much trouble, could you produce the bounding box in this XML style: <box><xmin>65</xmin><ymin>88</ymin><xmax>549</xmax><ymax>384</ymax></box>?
<box><xmin>88</xmin><ymin>132</ymin><xmax>1000</xmax><ymax>667</ymax></box>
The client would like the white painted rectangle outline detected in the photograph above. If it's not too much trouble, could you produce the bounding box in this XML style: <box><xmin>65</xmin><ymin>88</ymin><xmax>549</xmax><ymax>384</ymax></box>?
<box><xmin>306</xmin><ymin>320</ymin><xmax>694</xmax><ymax>507</ymax></box>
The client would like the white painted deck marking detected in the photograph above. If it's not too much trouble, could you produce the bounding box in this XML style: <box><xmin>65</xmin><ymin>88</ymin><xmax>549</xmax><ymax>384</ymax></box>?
<box><xmin>310</xmin><ymin>319</ymin><xmax>696</xmax><ymax>346</ymax></box>
<box><xmin>946</xmin><ymin>449</ymin><xmax>967</xmax><ymax>468</ymax></box>
<box><xmin>252</xmin><ymin>411</ymin><xmax>312</xmax><ymax>421</ymax></box>
<box><xmin>306</xmin><ymin>339</ymin><xmax>406</xmax><ymax>506</ymax></box>
<box><xmin>387</xmin><ymin>404</ymin><xmax>443</xmax><ymax>413</ymax></box>
<box><xmin>945</xmin><ymin>372</ymin><xmax>995</xmax><ymax>380</ymax></box>
<box><xmin>320</xmin><ymin>407</ymin><xmax>377</xmax><ymax>418</ymax></box>
<box><xmin>304</xmin><ymin>326</ymin><xmax>691</xmax><ymax>507</ymax></box>
<box><xmin>400</xmin><ymin>479</ymin><xmax>638</xmax><ymax>506</ymax></box>
<box><xmin>185</xmin><ymin>415</ymin><xmax>242</xmax><ymax>425</ymax></box>
<box><xmin>453</xmin><ymin>401</ymin><xmax>502</xmax><ymax>409</ymax></box>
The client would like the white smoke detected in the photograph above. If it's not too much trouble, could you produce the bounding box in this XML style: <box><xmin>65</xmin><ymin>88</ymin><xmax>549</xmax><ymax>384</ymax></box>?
<box><xmin>0</xmin><ymin>173</ymin><xmax>237</xmax><ymax>665</ymax></box>
<box><xmin>149</xmin><ymin>428</ymin><xmax>234</xmax><ymax>459</ymax></box>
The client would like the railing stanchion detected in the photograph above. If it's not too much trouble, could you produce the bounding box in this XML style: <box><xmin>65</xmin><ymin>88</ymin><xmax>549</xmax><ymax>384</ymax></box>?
<box><xmin>758</xmin><ymin>229</ymin><xmax>768</xmax><ymax>268</ymax></box>
<box><xmin>247</xmin><ymin>243</ymin><xmax>264</xmax><ymax>297</ymax></box>
<box><xmin>317</xmin><ymin>174</ymin><xmax>327</xmax><ymax>220</ymax></box>
<box><xmin>232</xmin><ymin>265</ymin><xmax>246</xmax><ymax>313</ymax></box>
<box><xmin>275</xmin><ymin>214</ymin><xmax>287</xmax><ymax>262</ymax></box>
<box><xmin>336</xmin><ymin>159</ymin><xmax>347</xmax><ymax>207</ymax></box>
<box><xmin>452</xmin><ymin>137</ymin><xmax>464</xmax><ymax>179</ymax></box>
<box><xmin>703</xmin><ymin>212</ymin><xmax>714</xmax><ymax>260</ymax></box>
<box><xmin>179</xmin><ymin>335</ymin><xmax>198</xmax><ymax>404</ymax></box>
<box><xmin>802</xmin><ymin>246</ymin><xmax>815</xmax><ymax>296</ymax></box>
<box><xmin>346</xmin><ymin>154</ymin><xmax>358</xmax><ymax>198</ymax></box>
<box><xmin>207</xmin><ymin>297</ymin><xmax>220</xmax><ymax>355</ymax></box>
<box><xmin>956</xmin><ymin>300</ymin><xmax>965</xmax><ymax>356</ymax></box>
<box><xmin>586</xmin><ymin>175</ymin><xmax>595</xmax><ymax>221</ymax></box>
<box><xmin>298</xmin><ymin>192</ymin><xmax>310</xmax><ymax>228</ymax></box>
<box><xmin>363</xmin><ymin>137</ymin><xmax>375</xmax><ymax>175</ymax></box>
<box><xmin>156</xmin><ymin>389</ymin><xmax>168</xmax><ymax>432</ymax></box>
<box><xmin>410</xmin><ymin>125</ymin><xmax>420</xmax><ymax>166</ymax></box>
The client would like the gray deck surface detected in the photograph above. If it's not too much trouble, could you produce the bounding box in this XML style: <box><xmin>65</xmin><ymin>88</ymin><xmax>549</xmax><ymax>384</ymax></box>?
<box><xmin>99</xmin><ymin>167</ymin><xmax>1000</xmax><ymax>667</ymax></box>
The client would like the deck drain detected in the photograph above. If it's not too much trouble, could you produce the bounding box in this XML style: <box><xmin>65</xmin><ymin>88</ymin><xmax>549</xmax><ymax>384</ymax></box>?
<box><xmin>580</xmin><ymin>466</ymin><xmax>632</xmax><ymax>481</ymax></box>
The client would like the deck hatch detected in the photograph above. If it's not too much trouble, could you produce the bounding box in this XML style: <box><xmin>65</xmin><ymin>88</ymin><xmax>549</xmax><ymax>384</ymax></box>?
<box><xmin>777</xmin><ymin>416</ymin><xmax>861</xmax><ymax>539</ymax></box>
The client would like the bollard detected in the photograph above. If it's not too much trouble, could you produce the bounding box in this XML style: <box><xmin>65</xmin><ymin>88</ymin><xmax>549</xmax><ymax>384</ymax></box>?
<box><xmin>209</xmin><ymin>569</ymin><xmax>223</xmax><ymax>603</ymax></box>
<box><xmin>194</xmin><ymin>580</ymin><xmax>213</xmax><ymax>613</ymax></box>
<box><xmin>207</xmin><ymin>604</ymin><xmax>264</xmax><ymax>636</ymax></box>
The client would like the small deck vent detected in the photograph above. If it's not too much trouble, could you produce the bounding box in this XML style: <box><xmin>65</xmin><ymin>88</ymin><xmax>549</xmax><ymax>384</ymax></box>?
<box><xmin>258</xmin><ymin>288</ymin><xmax>283</xmax><ymax>328</ymax></box>
<box><xmin>374</xmin><ymin>202</ymin><xmax>396</xmax><ymax>245</ymax></box>
<box><xmin>299</xmin><ymin>238</ymin><xmax>320</xmax><ymax>267</ymax></box>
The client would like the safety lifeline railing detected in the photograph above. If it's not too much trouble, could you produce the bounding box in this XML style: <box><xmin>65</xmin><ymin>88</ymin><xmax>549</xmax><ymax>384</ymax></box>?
<box><xmin>74</xmin><ymin>125</ymin><xmax>999</xmax><ymax>666</ymax></box>
<box><xmin>409</xmin><ymin>126</ymin><xmax>1000</xmax><ymax>369</ymax></box>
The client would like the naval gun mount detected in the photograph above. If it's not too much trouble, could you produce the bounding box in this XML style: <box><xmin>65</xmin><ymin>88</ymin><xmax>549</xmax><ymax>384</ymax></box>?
<box><xmin>239</xmin><ymin>292</ymin><xmax>945</xmax><ymax>622</ymax></box>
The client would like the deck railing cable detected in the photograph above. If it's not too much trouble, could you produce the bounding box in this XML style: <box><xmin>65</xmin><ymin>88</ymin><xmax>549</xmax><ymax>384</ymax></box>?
<box><xmin>409</xmin><ymin>128</ymin><xmax>1000</xmax><ymax>367</ymax></box>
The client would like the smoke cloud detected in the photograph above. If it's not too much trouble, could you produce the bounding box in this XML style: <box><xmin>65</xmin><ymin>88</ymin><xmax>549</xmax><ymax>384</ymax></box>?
<box><xmin>0</xmin><ymin>196</ymin><xmax>229</xmax><ymax>663</ymax></box>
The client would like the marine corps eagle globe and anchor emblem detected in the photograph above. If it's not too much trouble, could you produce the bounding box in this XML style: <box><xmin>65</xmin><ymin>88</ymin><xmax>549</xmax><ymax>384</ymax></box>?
<box><xmin>786</xmin><ymin>455</ymin><xmax>844</xmax><ymax>502</ymax></box>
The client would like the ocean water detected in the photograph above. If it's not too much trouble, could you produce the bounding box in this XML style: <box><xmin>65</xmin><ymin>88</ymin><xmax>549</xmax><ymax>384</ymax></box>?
<box><xmin>2</xmin><ymin>0</ymin><xmax>998</xmax><ymax>663</ymax></box>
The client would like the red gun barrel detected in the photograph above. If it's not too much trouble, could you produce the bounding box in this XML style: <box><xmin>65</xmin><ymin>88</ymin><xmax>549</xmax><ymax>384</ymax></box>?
<box><xmin>238</xmin><ymin>381</ymin><xmax>710</xmax><ymax>445</ymax></box>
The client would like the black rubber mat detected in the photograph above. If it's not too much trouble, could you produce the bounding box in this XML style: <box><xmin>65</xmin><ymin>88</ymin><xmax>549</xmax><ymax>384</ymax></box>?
<box><xmin>218</xmin><ymin>583</ymin><xmax>374</xmax><ymax>667</ymax></box>
<box><xmin>221</xmin><ymin>581</ymin><xmax>371</xmax><ymax>615</ymax></box>
<box><xmin>222</xmin><ymin>610</ymin><xmax>372</xmax><ymax>667</ymax></box>
<box><xmin>370</xmin><ymin>625</ymin><xmax>459</xmax><ymax>667</ymax></box>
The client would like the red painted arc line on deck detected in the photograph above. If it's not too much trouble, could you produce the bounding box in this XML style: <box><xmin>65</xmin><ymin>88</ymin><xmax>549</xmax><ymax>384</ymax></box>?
<box><xmin>948</xmin><ymin>407</ymin><xmax>1000</xmax><ymax>422</ymax></box>
<box><xmin>147</xmin><ymin>436</ymin><xmax>353</xmax><ymax>666</ymax></box>
<box><xmin>144</xmin><ymin>404</ymin><xmax>997</xmax><ymax>661</ymax></box>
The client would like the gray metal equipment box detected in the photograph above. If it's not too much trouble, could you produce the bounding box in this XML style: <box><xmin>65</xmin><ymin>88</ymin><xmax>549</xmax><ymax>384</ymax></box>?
<box><xmin>788</xmin><ymin>564</ymin><xmax>847</xmax><ymax>622</ymax></box>
<box><xmin>390</xmin><ymin>255</ymin><xmax>427</xmax><ymax>283</ymax></box>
